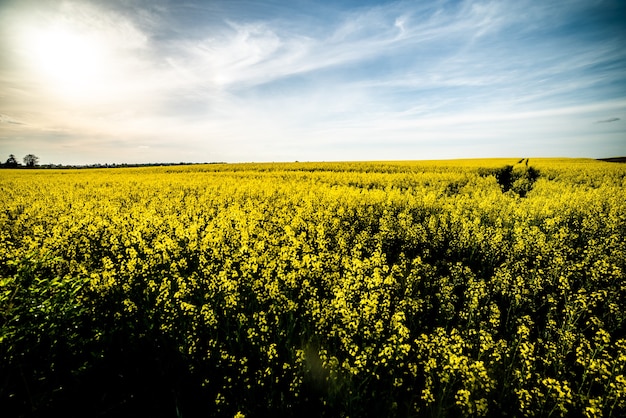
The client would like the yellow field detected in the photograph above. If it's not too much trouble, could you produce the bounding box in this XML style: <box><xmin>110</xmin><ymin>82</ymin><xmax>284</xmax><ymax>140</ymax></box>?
<box><xmin>1</xmin><ymin>158</ymin><xmax>625</xmax><ymax>417</ymax></box>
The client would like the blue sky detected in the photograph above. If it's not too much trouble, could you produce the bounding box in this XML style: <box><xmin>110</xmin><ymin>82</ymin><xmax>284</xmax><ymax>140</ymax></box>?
<box><xmin>0</xmin><ymin>0</ymin><xmax>624</xmax><ymax>164</ymax></box>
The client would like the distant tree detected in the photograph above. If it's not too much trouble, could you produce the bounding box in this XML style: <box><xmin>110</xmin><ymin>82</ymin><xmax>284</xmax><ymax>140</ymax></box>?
<box><xmin>5</xmin><ymin>154</ymin><xmax>19</xmax><ymax>168</ymax></box>
<box><xmin>23</xmin><ymin>154</ymin><xmax>39</xmax><ymax>167</ymax></box>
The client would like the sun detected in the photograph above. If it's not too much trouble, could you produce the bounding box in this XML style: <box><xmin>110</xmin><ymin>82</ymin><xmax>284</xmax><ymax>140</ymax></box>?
<box><xmin>21</xmin><ymin>23</ymin><xmax>110</xmax><ymax>101</ymax></box>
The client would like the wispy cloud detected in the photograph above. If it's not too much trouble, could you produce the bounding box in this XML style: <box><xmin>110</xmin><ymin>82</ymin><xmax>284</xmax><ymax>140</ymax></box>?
<box><xmin>595</xmin><ymin>117</ymin><xmax>621</xmax><ymax>124</ymax></box>
<box><xmin>0</xmin><ymin>113</ymin><xmax>24</xmax><ymax>125</ymax></box>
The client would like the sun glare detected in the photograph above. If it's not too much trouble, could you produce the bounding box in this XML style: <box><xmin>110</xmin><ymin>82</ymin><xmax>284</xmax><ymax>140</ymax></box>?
<box><xmin>21</xmin><ymin>23</ymin><xmax>110</xmax><ymax>101</ymax></box>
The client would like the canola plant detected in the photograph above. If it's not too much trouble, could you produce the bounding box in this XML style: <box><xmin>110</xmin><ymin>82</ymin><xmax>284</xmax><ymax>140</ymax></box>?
<box><xmin>1</xmin><ymin>159</ymin><xmax>625</xmax><ymax>417</ymax></box>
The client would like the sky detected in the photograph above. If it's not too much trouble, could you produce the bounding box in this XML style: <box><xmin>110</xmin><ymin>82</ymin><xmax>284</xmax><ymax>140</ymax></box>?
<box><xmin>0</xmin><ymin>0</ymin><xmax>625</xmax><ymax>165</ymax></box>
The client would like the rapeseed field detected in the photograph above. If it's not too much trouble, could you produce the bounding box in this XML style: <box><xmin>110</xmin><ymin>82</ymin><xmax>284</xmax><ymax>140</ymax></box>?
<box><xmin>1</xmin><ymin>159</ymin><xmax>625</xmax><ymax>417</ymax></box>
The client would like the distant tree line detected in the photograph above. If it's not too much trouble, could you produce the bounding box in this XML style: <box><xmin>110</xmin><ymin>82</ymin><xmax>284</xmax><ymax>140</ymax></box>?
<box><xmin>1</xmin><ymin>154</ymin><xmax>223</xmax><ymax>169</ymax></box>
<box><xmin>1</xmin><ymin>154</ymin><xmax>39</xmax><ymax>168</ymax></box>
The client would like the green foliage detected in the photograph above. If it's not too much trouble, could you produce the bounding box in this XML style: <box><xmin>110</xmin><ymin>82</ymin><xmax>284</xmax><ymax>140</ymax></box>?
<box><xmin>1</xmin><ymin>159</ymin><xmax>625</xmax><ymax>417</ymax></box>
<box><xmin>478</xmin><ymin>162</ymin><xmax>541</xmax><ymax>197</ymax></box>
